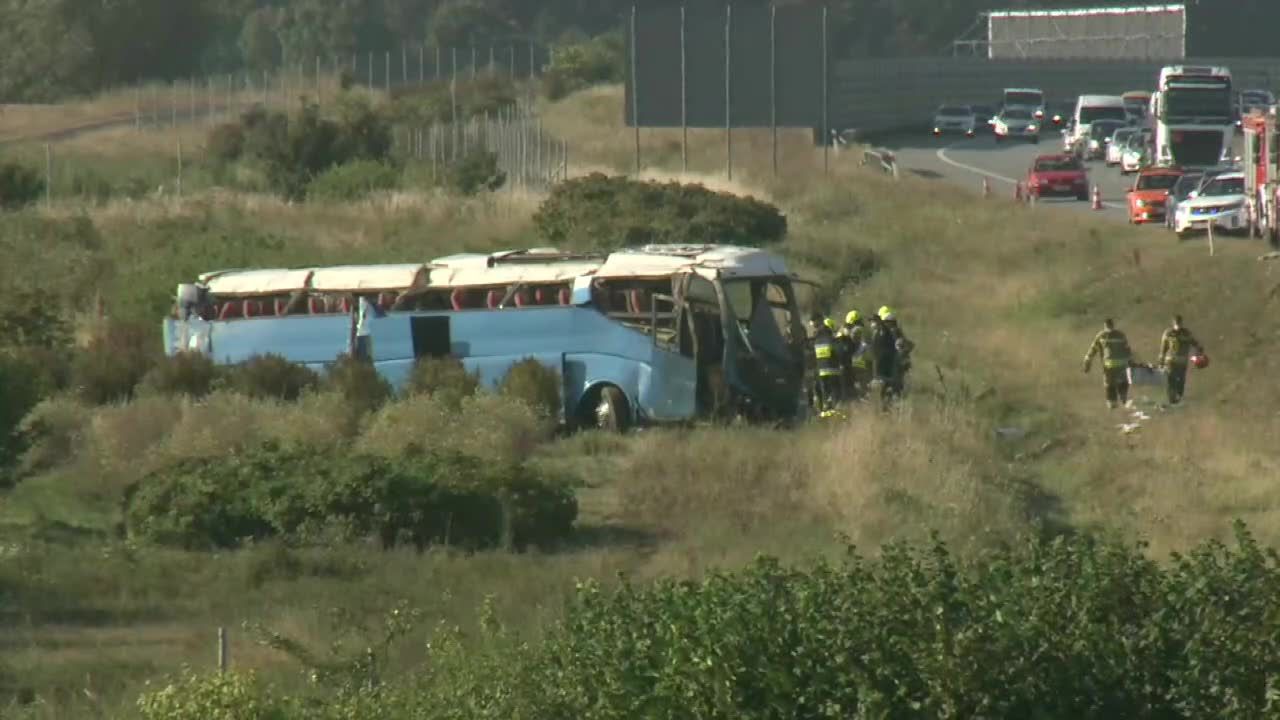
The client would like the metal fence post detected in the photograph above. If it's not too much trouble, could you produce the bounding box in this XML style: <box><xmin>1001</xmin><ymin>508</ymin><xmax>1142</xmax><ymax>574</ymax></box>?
<box><xmin>44</xmin><ymin>144</ymin><xmax>52</xmax><ymax>206</ymax></box>
<box><xmin>471</xmin><ymin>46</ymin><xmax>477</xmax><ymax>79</ymax></box>
<box><xmin>771</xmin><ymin>4</ymin><xmax>777</xmax><ymax>177</ymax></box>
<box><xmin>631</xmin><ymin>5</ymin><xmax>641</xmax><ymax>173</ymax></box>
<box><xmin>217</xmin><ymin>627</ymin><xmax>228</xmax><ymax>673</ymax></box>
<box><xmin>385</xmin><ymin>51</ymin><xmax>391</xmax><ymax>93</ymax></box>
<box><xmin>419</xmin><ymin>45</ymin><xmax>425</xmax><ymax>85</ymax></box>
<box><xmin>822</xmin><ymin>5</ymin><xmax>830</xmax><ymax>174</ymax></box>
<box><xmin>681</xmin><ymin>4</ymin><xmax>688</xmax><ymax>173</ymax></box>
<box><xmin>402</xmin><ymin>44</ymin><xmax>408</xmax><ymax>86</ymax></box>
<box><xmin>177</xmin><ymin>138</ymin><xmax>183</xmax><ymax>198</ymax></box>
<box><xmin>725</xmin><ymin>3</ymin><xmax>732</xmax><ymax>181</ymax></box>
<box><xmin>368</xmin><ymin>51</ymin><xmax>374</xmax><ymax>89</ymax></box>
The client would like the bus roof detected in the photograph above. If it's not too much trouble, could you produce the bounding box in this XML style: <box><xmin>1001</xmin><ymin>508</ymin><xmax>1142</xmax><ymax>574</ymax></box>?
<box><xmin>191</xmin><ymin>245</ymin><xmax>792</xmax><ymax>297</ymax></box>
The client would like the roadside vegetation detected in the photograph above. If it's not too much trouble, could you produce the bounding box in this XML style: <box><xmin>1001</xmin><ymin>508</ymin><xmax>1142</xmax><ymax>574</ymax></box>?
<box><xmin>1</xmin><ymin>79</ymin><xmax>1279</xmax><ymax>717</ymax></box>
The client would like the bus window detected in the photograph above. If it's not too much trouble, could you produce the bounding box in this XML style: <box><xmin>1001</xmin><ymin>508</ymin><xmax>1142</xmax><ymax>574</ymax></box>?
<box><xmin>722</xmin><ymin>278</ymin><xmax>792</xmax><ymax>363</ymax></box>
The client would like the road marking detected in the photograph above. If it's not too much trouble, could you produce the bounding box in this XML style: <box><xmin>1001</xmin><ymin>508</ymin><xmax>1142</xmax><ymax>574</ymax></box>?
<box><xmin>935</xmin><ymin>143</ymin><xmax>1126</xmax><ymax>211</ymax></box>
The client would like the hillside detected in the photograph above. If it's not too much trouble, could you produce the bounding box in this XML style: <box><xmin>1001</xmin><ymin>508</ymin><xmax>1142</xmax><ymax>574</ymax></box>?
<box><xmin>0</xmin><ymin>84</ymin><xmax>1278</xmax><ymax>716</ymax></box>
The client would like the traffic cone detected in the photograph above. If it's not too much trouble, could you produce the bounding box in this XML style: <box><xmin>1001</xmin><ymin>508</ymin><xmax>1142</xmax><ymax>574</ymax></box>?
<box><xmin>1014</xmin><ymin>182</ymin><xmax>1023</xmax><ymax>202</ymax></box>
<box><xmin>1092</xmin><ymin>185</ymin><xmax>1103</xmax><ymax>210</ymax></box>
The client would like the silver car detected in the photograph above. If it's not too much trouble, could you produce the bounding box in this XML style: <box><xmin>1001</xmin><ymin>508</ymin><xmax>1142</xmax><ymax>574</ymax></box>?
<box><xmin>932</xmin><ymin>105</ymin><xmax>976</xmax><ymax>137</ymax></box>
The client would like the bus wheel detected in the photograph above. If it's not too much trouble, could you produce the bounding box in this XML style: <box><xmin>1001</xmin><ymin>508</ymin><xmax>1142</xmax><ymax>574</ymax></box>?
<box><xmin>589</xmin><ymin>386</ymin><xmax>630</xmax><ymax>433</ymax></box>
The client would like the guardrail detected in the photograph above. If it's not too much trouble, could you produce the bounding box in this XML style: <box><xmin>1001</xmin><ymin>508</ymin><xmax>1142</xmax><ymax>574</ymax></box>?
<box><xmin>860</xmin><ymin>147</ymin><xmax>898</xmax><ymax>180</ymax></box>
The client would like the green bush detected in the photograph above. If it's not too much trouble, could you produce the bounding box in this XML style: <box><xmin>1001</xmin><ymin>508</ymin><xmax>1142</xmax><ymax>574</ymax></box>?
<box><xmin>0</xmin><ymin>349</ymin><xmax>67</xmax><ymax>483</ymax></box>
<box><xmin>446</xmin><ymin>149</ymin><xmax>506</xmax><ymax>196</ymax></box>
<box><xmin>498</xmin><ymin>358</ymin><xmax>561</xmax><ymax>420</ymax></box>
<box><xmin>223</xmin><ymin>354</ymin><xmax>320</xmax><ymax>402</ymax></box>
<box><xmin>405</xmin><ymin>355</ymin><xmax>480</xmax><ymax>408</ymax></box>
<box><xmin>306</xmin><ymin>160</ymin><xmax>401</xmax><ymax>201</ymax></box>
<box><xmin>70</xmin><ymin>320</ymin><xmax>157</xmax><ymax>405</ymax></box>
<box><xmin>123</xmin><ymin>443</ymin><xmax>577</xmax><ymax>551</ymax></box>
<box><xmin>206</xmin><ymin>121</ymin><xmax>245</xmax><ymax>163</ymax></box>
<box><xmin>321</xmin><ymin>354</ymin><xmax>393</xmax><ymax>415</ymax></box>
<box><xmin>541</xmin><ymin>33</ymin><xmax>623</xmax><ymax>101</ymax></box>
<box><xmin>533</xmin><ymin>173</ymin><xmax>787</xmax><ymax>250</ymax></box>
<box><xmin>136</xmin><ymin>351</ymin><xmax>222</xmax><ymax>399</ymax></box>
<box><xmin>136</xmin><ymin>669</ymin><xmax>291</xmax><ymax>720</ymax></box>
<box><xmin>387</xmin><ymin>74</ymin><xmax>517</xmax><ymax>127</ymax></box>
<box><xmin>0</xmin><ymin>160</ymin><xmax>45</xmax><ymax>210</ymax></box>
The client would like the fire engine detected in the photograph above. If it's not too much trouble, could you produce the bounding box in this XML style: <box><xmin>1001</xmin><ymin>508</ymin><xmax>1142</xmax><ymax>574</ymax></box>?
<box><xmin>1241</xmin><ymin>108</ymin><xmax>1280</xmax><ymax>245</ymax></box>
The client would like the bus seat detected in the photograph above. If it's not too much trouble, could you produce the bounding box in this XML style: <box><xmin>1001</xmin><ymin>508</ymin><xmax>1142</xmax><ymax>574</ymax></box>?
<box><xmin>242</xmin><ymin>300</ymin><xmax>259</xmax><ymax>318</ymax></box>
<box><xmin>486</xmin><ymin>289</ymin><xmax>502</xmax><ymax>309</ymax></box>
<box><xmin>627</xmin><ymin>289</ymin><xmax>643</xmax><ymax>315</ymax></box>
<box><xmin>308</xmin><ymin>296</ymin><xmax>325</xmax><ymax>314</ymax></box>
<box><xmin>451</xmin><ymin>288</ymin><xmax>467</xmax><ymax>310</ymax></box>
<box><xmin>534</xmin><ymin>288</ymin><xmax>548</xmax><ymax>305</ymax></box>
<box><xmin>218</xmin><ymin>301</ymin><xmax>242</xmax><ymax>320</ymax></box>
<box><xmin>558</xmin><ymin>286</ymin><xmax>571</xmax><ymax>305</ymax></box>
<box><xmin>275</xmin><ymin>298</ymin><xmax>289</xmax><ymax>316</ymax></box>
<box><xmin>514</xmin><ymin>289</ymin><xmax>530</xmax><ymax>308</ymax></box>
<box><xmin>338</xmin><ymin>297</ymin><xmax>351</xmax><ymax>313</ymax></box>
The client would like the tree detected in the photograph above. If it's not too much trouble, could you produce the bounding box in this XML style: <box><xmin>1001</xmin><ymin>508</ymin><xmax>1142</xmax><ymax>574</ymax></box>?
<box><xmin>240</xmin><ymin>8</ymin><xmax>282</xmax><ymax>70</ymax></box>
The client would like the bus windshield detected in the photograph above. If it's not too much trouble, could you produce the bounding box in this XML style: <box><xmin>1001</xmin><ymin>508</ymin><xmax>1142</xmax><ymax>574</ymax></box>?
<box><xmin>721</xmin><ymin>277</ymin><xmax>799</xmax><ymax>363</ymax></box>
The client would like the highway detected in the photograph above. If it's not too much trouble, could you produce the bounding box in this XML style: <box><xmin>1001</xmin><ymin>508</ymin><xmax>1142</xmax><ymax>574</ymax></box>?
<box><xmin>883</xmin><ymin>130</ymin><xmax>1152</xmax><ymax>223</ymax></box>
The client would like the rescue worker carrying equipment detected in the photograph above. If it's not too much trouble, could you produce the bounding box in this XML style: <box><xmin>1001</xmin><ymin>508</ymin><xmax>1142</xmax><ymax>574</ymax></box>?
<box><xmin>1158</xmin><ymin>314</ymin><xmax>1205</xmax><ymax>406</ymax></box>
<box><xmin>838</xmin><ymin>310</ymin><xmax>870</xmax><ymax>400</ymax></box>
<box><xmin>812</xmin><ymin>317</ymin><xmax>844</xmax><ymax>412</ymax></box>
<box><xmin>1083</xmin><ymin>318</ymin><xmax>1135</xmax><ymax>409</ymax></box>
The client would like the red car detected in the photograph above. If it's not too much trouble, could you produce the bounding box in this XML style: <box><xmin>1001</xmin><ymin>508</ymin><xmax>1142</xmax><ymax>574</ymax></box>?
<box><xmin>1026</xmin><ymin>154</ymin><xmax>1090</xmax><ymax>201</ymax></box>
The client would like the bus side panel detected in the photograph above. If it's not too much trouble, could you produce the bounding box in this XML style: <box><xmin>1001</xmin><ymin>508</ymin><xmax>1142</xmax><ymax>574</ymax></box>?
<box><xmin>638</xmin><ymin>345</ymin><xmax>697</xmax><ymax>422</ymax></box>
<box><xmin>205</xmin><ymin>315</ymin><xmax>351</xmax><ymax>365</ymax></box>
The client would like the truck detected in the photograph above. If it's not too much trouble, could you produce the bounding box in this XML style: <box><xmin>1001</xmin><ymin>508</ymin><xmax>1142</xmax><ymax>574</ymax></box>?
<box><xmin>1241</xmin><ymin>108</ymin><xmax>1280</xmax><ymax>244</ymax></box>
<box><xmin>164</xmin><ymin>244</ymin><xmax>812</xmax><ymax>430</ymax></box>
<box><xmin>1151</xmin><ymin>65</ymin><xmax>1234</xmax><ymax>170</ymax></box>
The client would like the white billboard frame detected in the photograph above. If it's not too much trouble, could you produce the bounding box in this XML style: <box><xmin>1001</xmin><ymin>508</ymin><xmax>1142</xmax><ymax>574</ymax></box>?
<box><xmin>985</xmin><ymin>4</ymin><xmax>1186</xmax><ymax>61</ymax></box>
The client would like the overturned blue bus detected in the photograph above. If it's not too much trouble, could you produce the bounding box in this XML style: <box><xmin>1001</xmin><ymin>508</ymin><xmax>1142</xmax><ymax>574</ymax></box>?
<box><xmin>163</xmin><ymin>244</ymin><xmax>809</xmax><ymax>430</ymax></box>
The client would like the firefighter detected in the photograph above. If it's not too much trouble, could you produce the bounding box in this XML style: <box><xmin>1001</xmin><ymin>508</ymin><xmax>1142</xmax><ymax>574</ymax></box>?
<box><xmin>838</xmin><ymin>310</ymin><xmax>871</xmax><ymax>400</ymax></box>
<box><xmin>868</xmin><ymin>312</ymin><xmax>899</xmax><ymax>405</ymax></box>
<box><xmin>1158</xmin><ymin>314</ymin><xmax>1205</xmax><ymax>406</ymax></box>
<box><xmin>812</xmin><ymin>317</ymin><xmax>844</xmax><ymax>413</ymax></box>
<box><xmin>1083</xmin><ymin>318</ymin><xmax>1135</xmax><ymax>409</ymax></box>
<box><xmin>878</xmin><ymin>306</ymin><xmax>914</xmax><ymax>397</ymax></box>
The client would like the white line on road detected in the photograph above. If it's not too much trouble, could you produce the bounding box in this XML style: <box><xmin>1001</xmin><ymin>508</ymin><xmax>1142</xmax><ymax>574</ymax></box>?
<box><xmin>935</xmin><ymin>143</ymin><xmax>1126</xmax><ymax>211</ymax></box>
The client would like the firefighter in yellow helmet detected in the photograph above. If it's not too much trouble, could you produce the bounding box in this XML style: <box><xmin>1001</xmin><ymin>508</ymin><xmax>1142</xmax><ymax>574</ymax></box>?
<box><xmin>876</xmin><ymin>305</ymin><xmax>914</xmax><ymax>399</ymax></box>
<box><xmin>837</xmin><ymin>310</ymin><xmax>870</xmax><ymax>400</ymax></box>
<box><xmin>1083</xmin><ymin>318</ymin><xmax>1135</xmax><ymax>409</ymax></box>
<box><xmin>1158</xmin><ymin>314</ymin><xmax>1204</xmax><ymax>406</ymax></box>
<box><xmin>812</xmin><ymin>317</ymin><xmax>845</xmax><ymax>412</ymax></box>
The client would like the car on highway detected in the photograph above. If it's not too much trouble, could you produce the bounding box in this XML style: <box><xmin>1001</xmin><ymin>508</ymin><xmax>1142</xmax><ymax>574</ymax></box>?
<box><xmin>1120</xmin><ymin>130</ymin><xmax>1153</xmax><ymax>174</ymax></box>
<box><xmin>1107</xmin><ymin>128</ymin><xmax>1138</xmax><ymax>166</ymax></box>
<box><xmin>1026</xmin><ymin>154</ymin><xmax>1090</xmax><ymax>201</ymax></box>
<box><xmin>1126</xmin><ymin>167</ymin><xmax>1182</xmax><ymax>224</ymax></box>
<box><xmin>932</xmin><ymin>105</ymin><xmax>977</xmax><ymax>137</ymax></box>
<box><xmin>1172</xmin><ymin>170</ymin><xmax>1248</xmax><ymax>238</ymax></box>
<box><xmin>993</xmin><ymin>107</ymin><xmax>1040</xmax><ymax>143</ymax></box>
<box><xmin>1082</xmin><ymin>119</ymin><xmax>1127</xmax><ymax>160</ymax></box>
<box><xmin>1164</xmin><ymin>170</ymin><xmax>1205</xmax><ymax>230</ymax></box>
<box><xmin>1067</xmin><ymin>95</ymin><xmax>1128</xmax><ymax>154</ymax></box>
<box><xmin>970</xmin><ymin>104</ymin><xmax>997</xmax><ymax>133</ymax></box>
<box><xmin>1238</xmin><ymin>89</ymin><xmax>1275</xmax><ymax>116</ymax></box>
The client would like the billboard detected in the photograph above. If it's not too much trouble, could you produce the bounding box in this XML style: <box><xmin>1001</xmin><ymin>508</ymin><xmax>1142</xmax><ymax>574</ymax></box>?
<box><xmin>987</xmin><ymin>4</ymin><xmax>1186</xmax><ymax>60</ymax></box>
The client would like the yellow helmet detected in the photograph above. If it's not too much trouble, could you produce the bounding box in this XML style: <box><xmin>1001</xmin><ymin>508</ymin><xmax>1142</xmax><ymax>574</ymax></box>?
<box><xmin>845</xmin><ymin>310</ymin><xmax>861</xmax><ymax>325</ymax></box>
<box><xmin>823</xmin><ymin>317</ymin><xmax>836</xmax><ymax>331</ymax></box>
<box><xmin>878</xmin><ymin>305</ymin><xmax>895</xmax><ymax>321</ymax></box>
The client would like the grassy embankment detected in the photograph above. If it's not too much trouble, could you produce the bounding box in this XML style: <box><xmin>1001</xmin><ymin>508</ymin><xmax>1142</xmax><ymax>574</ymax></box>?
<box><xmin>1</xmin><ymin>83</ymin><xmax>1277</xmax><ymax>716</ymax></box>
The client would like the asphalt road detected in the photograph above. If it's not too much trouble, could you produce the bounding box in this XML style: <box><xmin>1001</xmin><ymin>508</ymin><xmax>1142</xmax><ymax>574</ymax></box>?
<box><xmin>882</xmin><ymin>130</ymin><xmax>1150</xmax><ymax>223</ymax></box>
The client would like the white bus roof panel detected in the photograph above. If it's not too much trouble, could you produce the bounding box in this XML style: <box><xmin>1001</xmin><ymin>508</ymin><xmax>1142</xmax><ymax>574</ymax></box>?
<box><xmin>309</xmin><ymin>264</ymin><xmax>430</xmax><ymax>292</ymax></box>
<box><xmin>201</xmin><ymin>268</ymin><xmax>315</xmax><ymax>297</ymax></box>
<box><xmin>595</xmin><ymin>244</ymin><xmax>791</xmax><ymax>279</ymax></box>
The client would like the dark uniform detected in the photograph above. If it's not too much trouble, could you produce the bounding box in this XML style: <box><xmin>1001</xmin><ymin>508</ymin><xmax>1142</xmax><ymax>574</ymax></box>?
<box><xmin>868</xmin><ymin>316</ymin><xmax>899</xmax><ymax>404</ymax></box>
<box><xmin>812</xmin><ymin>323</ymin><xmax>844</xmax><ymax>411</ymax></box>
<box><xmin>838</xmin><ymin>317</ymin><xmax>871</xmax><ymax>400</ymax></box>
<box><xmin>1083</xmin><ymin>320</ymin><xmax>1134</xmax><ymax>409</ymax></box>
<box><xmin>882</xmin><ymin>317</ymin><xmax>913</xmax><ymax>395</ymax></box>
<box><xmin>1159</xmin><ymin>318</ymin><xmax>1204</xmax><ymax>405</ymax></box>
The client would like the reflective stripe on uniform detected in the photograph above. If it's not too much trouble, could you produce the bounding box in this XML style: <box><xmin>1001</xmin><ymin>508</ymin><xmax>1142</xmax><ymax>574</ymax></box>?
<box><xmin>815</xmin><ymin>343</ymin><xmax>834</xmax><ymax>359</ymax></box>
<box><xmin>1103</xmin><ymin>359</ymin><xmax>1128</xmax><ymax>369</ymax></box>
<box><xmin>818</xmin><ymin>368</ymin><xmax>843</xmax><ymax>377</ymax></box>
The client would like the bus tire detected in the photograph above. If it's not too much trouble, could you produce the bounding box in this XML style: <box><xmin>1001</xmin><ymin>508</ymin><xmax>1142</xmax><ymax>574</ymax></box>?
<box><xmin>586</xmin><ymin>385</ymin><xmax>630</xmax><ymax>433</ymax></box>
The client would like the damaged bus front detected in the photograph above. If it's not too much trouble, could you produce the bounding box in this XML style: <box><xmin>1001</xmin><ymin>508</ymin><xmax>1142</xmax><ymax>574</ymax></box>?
<box><xmin>164</xmin><ymin>244</ymin><xmax>808</xmax><ymax>430</ymax></box>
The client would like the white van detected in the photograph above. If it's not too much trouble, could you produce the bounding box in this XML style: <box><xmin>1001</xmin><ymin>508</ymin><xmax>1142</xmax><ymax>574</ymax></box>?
<box><xmin>1068</xmin><ymin>95</ymin><xmax>1129</xmax><ymax>151</ymax></box>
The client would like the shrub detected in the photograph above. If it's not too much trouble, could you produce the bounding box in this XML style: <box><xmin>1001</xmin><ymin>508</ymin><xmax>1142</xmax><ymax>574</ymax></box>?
<box><xmin>533</xmin><ymin>173</ymin><xmax>787</xmax><ymax>250</ymax></box>
<box><xmin>223</xmin><ymin>355</ymin><xmax>320</xmax><ymax>402</ymax></box>
<box><xmin>321</xmin><ymin>355</ymin><xmax>393</xmax><ymax>415</ymax></box>
<box><xmin>405</xmin><ymin>355</ymin><xmax>481</xmax><ymax>408</ymax></box>
<box><xmin>0</xmin><ymin>160</ymin><xmax>45</xmax><ymax>210</ymax></box>
<box><xmin>0</xmin><ymin>349</ymin><xmax>67</xmax><ymax>482</ymax></box>
<box><xmin>12</xmin><ymin>395</ymin><xmax>88</xmax><ymax>478</ymax></box>
<box><xmin>122</xmin><ymin>443</ymin><xmax>577</xmax><ymax>551</ymax></box>
<box><xmin>446</xmin><ymin>149</ymin><xmax>506</xmax><ymax>196</ymax></box>
<box><xmin>69</xmin><ymin>320</ymin><xmax>157</xmax><ymax>405</ymax></box>
<box><xmin>0</xmin><ymin>285</ymin><xmax>70</xmax><ymax>349</ymax></box>
<box><xmin>386</xmin><ymin>73</ymin><xmax>517</xmax><ymax>127</ymax></box>
<box><xmin>541</xmin><ymin>32</ymin><xmax>624</xmax><ymax>101</ymax></box>
<box><xmin>306</xmin><ymin>160</ymin><xmax>401</xmax><ymax>201</ymax></box>
<box><xmin>498</xmin><ymin>358</ymin><xmax>561</xmax><ymax>420</ymax></box>
<box><xmin>136</xmin><ymin>669</ymin><xmax>291</xmax><ymax>720</ymax></box>
<box><xmin>136</xmin><ymin>352</ymin><xmax>221</xmax><ymax>399</ymax></box>
<box><xmin>206</xmin><ymin>121</ymin><xmax>245</xmax><ymax>163</ymax></box>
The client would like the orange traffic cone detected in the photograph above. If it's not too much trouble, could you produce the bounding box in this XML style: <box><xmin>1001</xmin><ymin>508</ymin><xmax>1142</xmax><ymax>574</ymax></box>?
<box><xmin>1092</xmin><ymin>185</ymin><xmax>1103</xmax><ymax>210</ymax></box>
<box><xmin>982</xmin><ymin>177</ymin><xmax>991</xmax><ymax>198</ymax></box>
